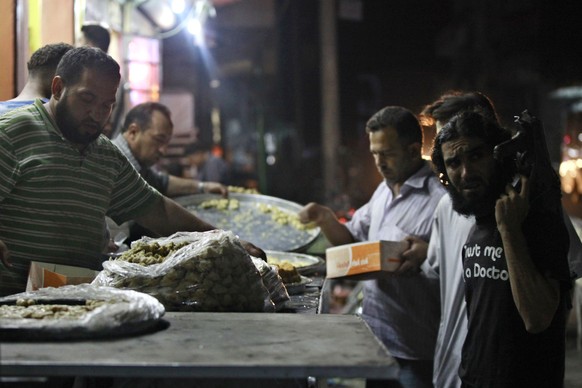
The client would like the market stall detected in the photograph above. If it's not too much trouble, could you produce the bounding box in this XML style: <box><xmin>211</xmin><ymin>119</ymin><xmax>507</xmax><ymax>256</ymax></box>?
<box><xmin>0</xmin><ymin>313</ymin><xmax>397</xmax><ymax>384</ymax></box>
<box><xmin>0</xmin><ymin>194</ymin><xmax>397</xmax><ymax>387</ymax></box>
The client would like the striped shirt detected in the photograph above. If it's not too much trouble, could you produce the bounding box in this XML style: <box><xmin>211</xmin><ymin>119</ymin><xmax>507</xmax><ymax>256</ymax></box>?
<box><xmin>346</xmin><ymin>161</ymin><xmax>446</xmax><ymax>360</ymax></box>
<box><xmin>112</xmin><ymin>135</ymin><xmax>169</xmax><ymax>194</ymax></box>
<box><xmin>0</xmin><ymin>99</ymin><xmax>163</xmax><ymax>296</ymax></box>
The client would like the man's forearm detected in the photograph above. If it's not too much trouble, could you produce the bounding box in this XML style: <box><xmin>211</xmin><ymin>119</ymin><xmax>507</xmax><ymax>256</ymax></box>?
<box><xmin>166</xmin><ymin>175</ymin><xmax>202</xmax><ymax>197</ymax></box>
<box><xmin>135</xmin><ymin>196</ymin><xmax>215</xmax><ymax>235</ymax></box>
<box><xmin>501</xmin><ymin>228</ymin><xmax>560</xmax><ymax>333</ymax></box>
<box><xmin>320</xmin><ymin>221</ymin><xmax>356</xmax><ymax>246</ymax></box>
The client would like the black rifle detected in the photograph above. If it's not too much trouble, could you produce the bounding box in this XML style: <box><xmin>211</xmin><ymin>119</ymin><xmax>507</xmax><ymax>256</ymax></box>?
<box><xmin>493</xmin><ymin>110</ymin><xmax>563</xmax><ymax>215</ymax></box>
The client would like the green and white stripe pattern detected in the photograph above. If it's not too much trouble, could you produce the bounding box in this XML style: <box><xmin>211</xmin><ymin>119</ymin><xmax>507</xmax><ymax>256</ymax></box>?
<box><xmin>0</xmin><ymin>100</ymin><xmax>162</xmax><ymax>296</ymax></box>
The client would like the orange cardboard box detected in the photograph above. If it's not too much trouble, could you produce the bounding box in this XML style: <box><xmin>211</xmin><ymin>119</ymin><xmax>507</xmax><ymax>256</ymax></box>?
<box><xmin>325</xmin><ymin>240</ymin><xmax>408</xmax><ymax>279</ymax></box>
<box><xmin>26</xmin><ymin>262</ymin><xmax>99</xmax><ymax>291</ymax></box>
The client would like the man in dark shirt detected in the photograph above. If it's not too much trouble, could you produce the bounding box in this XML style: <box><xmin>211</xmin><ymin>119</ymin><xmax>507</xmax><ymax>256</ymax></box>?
<box><xmin>430</xmin><ymin>110</ymin><xmax>571</xmax><ymax>387</ymax></box>
<box><xmin>112</xmin><ymin>102</ymin><xmax>227</xmax><ymax>243</ymax></box>
<box><xmin>113</xmin><ymin>102</ymin><xmax>227</xmax><ymax>197</ymax></box>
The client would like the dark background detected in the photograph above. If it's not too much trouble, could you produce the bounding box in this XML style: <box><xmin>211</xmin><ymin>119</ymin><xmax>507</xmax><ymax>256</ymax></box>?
<box><xmin>162</xmin><ymin>0</ymin><xmax>582</xmax><ymax>211</ymax></box>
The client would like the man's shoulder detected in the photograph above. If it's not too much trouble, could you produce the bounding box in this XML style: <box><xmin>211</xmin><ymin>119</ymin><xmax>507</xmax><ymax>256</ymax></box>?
<box><xmin>97</xmin><ymin>135</ymin><xmax>122</xmax><ymax>151</ymax></box>
<box><xmin>426</xmin><ymin>172</ymin><xmax>447</xmax><ymax>193</ymax></box>
<box><xmin>435</xmin><ymin>194</ymin><xmax>475</xmax><ymax>229</ymax></box>
<box><xmin>110</xmin><ymin>135</ymin><xmax>133</xmax><ymax>158</ymax></box>
<box><xmin>0</xmin><ymin>102</ymin><xmax>46</xmax><ymax>134</ymax></box>
<box><xmin>110</xmin><ymin>135</ymin><xmax>124</xmax><ymax>149</ymax></box>
<box><xmin>411</xmin><ymin>161</ymin><xmax>446</xmax><ymax>196</ymax></box>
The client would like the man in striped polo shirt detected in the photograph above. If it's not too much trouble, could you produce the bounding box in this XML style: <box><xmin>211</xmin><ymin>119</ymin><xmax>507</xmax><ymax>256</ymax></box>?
<box><xmin>0</xmin><ymin>47</ymin><xmax>264</xmax><ymax>296</ymax></box>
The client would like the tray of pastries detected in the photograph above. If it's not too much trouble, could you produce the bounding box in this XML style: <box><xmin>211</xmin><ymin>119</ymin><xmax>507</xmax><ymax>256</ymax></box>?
<box><xmin>175</xmin><ymin>193</ymin><xmax>321</xmax><ymax>252</ymax></box>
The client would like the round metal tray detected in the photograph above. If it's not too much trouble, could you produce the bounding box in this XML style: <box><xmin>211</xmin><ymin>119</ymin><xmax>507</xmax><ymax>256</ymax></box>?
<box><xmin>174</xmin><ymin>193</ymin><xmax>320</xmax><ymax>252</ymax></box>
<box><xmin>0</xmin><ymin>285</ymin><xmax>167</xmax><ymax>341</ymax></box>
<box><xmin>284</xmin><ymin>275</ymin><xmax>313</xmax><ymax>295</ymax></box>
<box><xmin>265</xmin><ymin>250</ymin><xmax>325</xmax><ymax>275</ymax></box>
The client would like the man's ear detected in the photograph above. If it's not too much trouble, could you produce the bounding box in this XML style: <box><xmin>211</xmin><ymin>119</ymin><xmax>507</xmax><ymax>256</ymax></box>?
<box><xmin>124</xmin><ymin>123</ymin><xmax>141</xmax><ymax>140</ymax></box>
<box><xmin>52</xmin><ymin>76</ymin><xmax>64</xmax><ymax>100</ymax></box>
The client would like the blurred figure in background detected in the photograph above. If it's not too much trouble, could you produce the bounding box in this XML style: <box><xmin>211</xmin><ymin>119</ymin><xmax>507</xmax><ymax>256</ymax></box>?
<box><xmin>77</xmin><ymin>21</ymin><xmax>119</xmax><ymax>138</ymax></box>
<box><xmin>111</xmin><ymin>102</ymin><xmax>227</xmax><ymax>243</ymax></box>
<box><xmin>184</xmin><ymin>141</ymin><xmax>231</xmax><ymax>185</ymax></box>
<box><xmin>78</xmin><ymin>22</ymin><xmax>111</xmax><ymax>53</ymax></box>
<box><xmin>113</xmin><ymin>102</ymin><xmax>227</xmax><ymax>198</ymax></box>
<box><xmin>0</xmin><ymin>43</ymin><xmax>73</xmax><ymax>116</ymax></box>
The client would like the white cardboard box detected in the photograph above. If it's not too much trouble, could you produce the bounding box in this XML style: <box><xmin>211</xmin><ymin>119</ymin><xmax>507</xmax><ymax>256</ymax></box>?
<box><xmin>325</xmin><ymin>240</ymin><xmax>408</xmax><ymax>279</ymax></box>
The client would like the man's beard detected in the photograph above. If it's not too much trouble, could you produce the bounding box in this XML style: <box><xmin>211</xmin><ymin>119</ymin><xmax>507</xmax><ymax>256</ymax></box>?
<box><xmin>55</xmin><ymin>95</ymin><xmax>103</xmax><ymax>146</ymax></box>
<box><xmin>447</xmin><ymin>164</ymin><xmax>514</xmax><ymax>218</ymax></box>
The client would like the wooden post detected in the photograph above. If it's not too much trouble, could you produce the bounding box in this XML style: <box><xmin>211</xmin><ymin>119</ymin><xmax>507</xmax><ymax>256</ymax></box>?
<box><xmin>0</xmin><ymin>0</ymin><xmax>15</xmax><ymax>99</ymax></box>
<box><xmin>320</xmin><ymin>0</ymin><xmax>341</xmax><ymax>200</ymax></box>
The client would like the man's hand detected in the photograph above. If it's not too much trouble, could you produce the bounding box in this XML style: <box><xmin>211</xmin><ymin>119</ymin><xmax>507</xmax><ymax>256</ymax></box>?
<box><xmin>298</xmin><ymin>202</ymin><xmax>334</xmax><ymax>226</ymax></box>
<box><xmin>496</xmin><ymin>175</ymin><xmax>529</xmax><ymax>233</ymax></box>
<box><xmin>298</xmin><ymin>202</ymin><xmax>355</xmax><ymax>246</ymax></box>
<box><xmin>240</xmin><ymin>239</ymin><xmax>267</xmax><ymax>261</ymax></box>
<box><xmin>201</xmin><ymin>181</ymin><xmax>229</xmax><ymax>198</ymax></box>
<box><xmin>0</xmin><ymin>240</ymin><xmax>12</xmax><ymax>268</ymax></box>
<box><xmin>394</xmin><ymin>236</ymin><xmax>428</xmax><ymax>276</ymax></box>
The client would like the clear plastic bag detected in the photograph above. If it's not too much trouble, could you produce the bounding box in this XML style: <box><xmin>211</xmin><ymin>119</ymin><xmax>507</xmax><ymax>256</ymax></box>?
<box><xmin>93</xmin><ymin>230</ymin><xmax>274</xmax><ymax>312</ymax></box>
<box><xmin>251</xmin><ymin>257</ymin><xmax>290</xmax><ymax>311</ymax></box>
<box><xmin>0</xmin><ymin>284</ymin><xmax>165</xmax><ymax>335</ymax></box>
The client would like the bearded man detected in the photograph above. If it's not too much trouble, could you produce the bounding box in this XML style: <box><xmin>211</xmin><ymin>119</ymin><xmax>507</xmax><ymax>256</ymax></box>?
<box><xmin>0</xmin><ymin>47</ymin><xmax>264</xmax><ymax>296</ymax></box>
<box><xmin>431</xmin><ymin>110</ymin><xmax>571</xmax><ymax>387</ymax></box>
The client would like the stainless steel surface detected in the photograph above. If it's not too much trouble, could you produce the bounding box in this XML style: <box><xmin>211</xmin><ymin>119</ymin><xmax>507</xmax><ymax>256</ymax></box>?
<box><xmin>0</xmin><ymin>312</ymin><xmax>397</xmax><ymax>380</ymax></box>
<box><xmin>285</xmin><ymin>275</ymin><xmax>313</xmax><ymax>295</ymax></box>
<box><xmin>266</xmin><ymin>250</ymin><xmax>326</xmax><ymax>275</ymax></box>
<box><xmin>175</xmin><ymin>193</ymin><xmax>321</xmax><ymax>252</ymax></box>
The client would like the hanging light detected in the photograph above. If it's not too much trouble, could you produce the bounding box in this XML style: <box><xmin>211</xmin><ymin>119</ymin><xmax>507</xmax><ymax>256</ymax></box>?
<box><xmin>171</xmin><ymin>0</ymin><xmax>186</xmax><ymax>14</ymax></box>
<box><xmin>187</xmin><ymin>17</ymin><xmax>204</xmax><ymax>46</ymax></box>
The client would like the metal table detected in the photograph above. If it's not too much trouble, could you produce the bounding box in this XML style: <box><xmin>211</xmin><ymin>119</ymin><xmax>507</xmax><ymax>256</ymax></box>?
<box><xmin>0</xmin><ymin>312</ymin><xmax>397</xmax><ymax>382</ymax></box>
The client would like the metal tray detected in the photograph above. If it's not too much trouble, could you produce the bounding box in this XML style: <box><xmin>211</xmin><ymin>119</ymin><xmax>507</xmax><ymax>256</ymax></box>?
<box><xmin>0</xmin><ymin>285</ymin><xmax>167</xmax><ymax>342</ymax></box>
<box><xmin>0</xmin><ymin>317</ymin><xmax>168</xmax><ymax>342</ymax></box>
<box><xmin>174</xmin><ymin>193</ymin><xmax>321</xmax><ymax>252</ymax></box>
<box><xmin>265</xmin><ymin>250</ymin><xmax>325</xmax><ymax>275</ymax></box>
<box><xmin>284</xmin><ymin>276</ymin><xmax>313</xmax><ymax>295</ymax></box>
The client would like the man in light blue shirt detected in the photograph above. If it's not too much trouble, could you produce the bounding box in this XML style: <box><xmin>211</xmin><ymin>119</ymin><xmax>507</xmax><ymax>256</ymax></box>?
<box><xmin>299</xmin><ymin>106</ymin><xmax>446</xmax><ymax>388</ymax></box>
<box><xmin>0</xmin><ymin>43</ymin><xmax>73</xmax><ymax>116</ymax></box>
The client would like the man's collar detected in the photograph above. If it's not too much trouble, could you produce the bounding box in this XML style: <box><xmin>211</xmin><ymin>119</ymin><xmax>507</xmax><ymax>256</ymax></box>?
<box><xmin>385</xmin><ymin>160</ymin><xmax>433</xmax><ymax>193</ymax></box>
<box><xmin>405</xmin><ymin>160</ymin><xmax>433</xmax><ymax>189</ymax></box>
<box><xmin>112</xmin><ymin>135</ymin><xmax>142</xmax><ymax>171</ymax></box>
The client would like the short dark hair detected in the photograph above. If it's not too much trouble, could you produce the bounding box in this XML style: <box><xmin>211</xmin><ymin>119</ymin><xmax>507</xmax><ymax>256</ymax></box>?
<box><xmin>81</xmin><ymin>23</ymin><xmax>111</xmax><ymax>52</ymax></box>
<box><xmin>27</xmin><ymin>43</ymin><xmax>74</xmax><ymax>77</ymax></box>
<box><xmin>431</xmin><ymin>110</ymin><xmax>513</xmax><ymax>186</ymax></box>
<box><xmin>365</xmin><ymin>106</ymin><xmax>423</xmax><ymax>147</ymax></box>
<box><xmin>55</xmin><ymin>46</ymin><xmax>120</xmax><ymax>87</ymax></box>
<box><xmin>121</xmin><ymin>102</ymin><xmax>173</xmax><ymax>133</ymax></box>
<box><xmin>421</xmin><ymin>91</ymin><xmax>499</xmax><ymax>126</ymax></box>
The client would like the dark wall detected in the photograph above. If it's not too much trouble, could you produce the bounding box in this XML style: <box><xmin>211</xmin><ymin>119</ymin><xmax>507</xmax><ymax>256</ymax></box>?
<box><xmin>163</xmin><ymin>0</ymin><xmax>582</xmax><ymax>208</ymax></box>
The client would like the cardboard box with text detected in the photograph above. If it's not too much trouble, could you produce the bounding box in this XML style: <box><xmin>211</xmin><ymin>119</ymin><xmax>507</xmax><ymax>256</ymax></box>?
<box><xmin>325</xmin><ymin>240</ymin><xmax>408</xmax><ymax>279</ymax></box>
